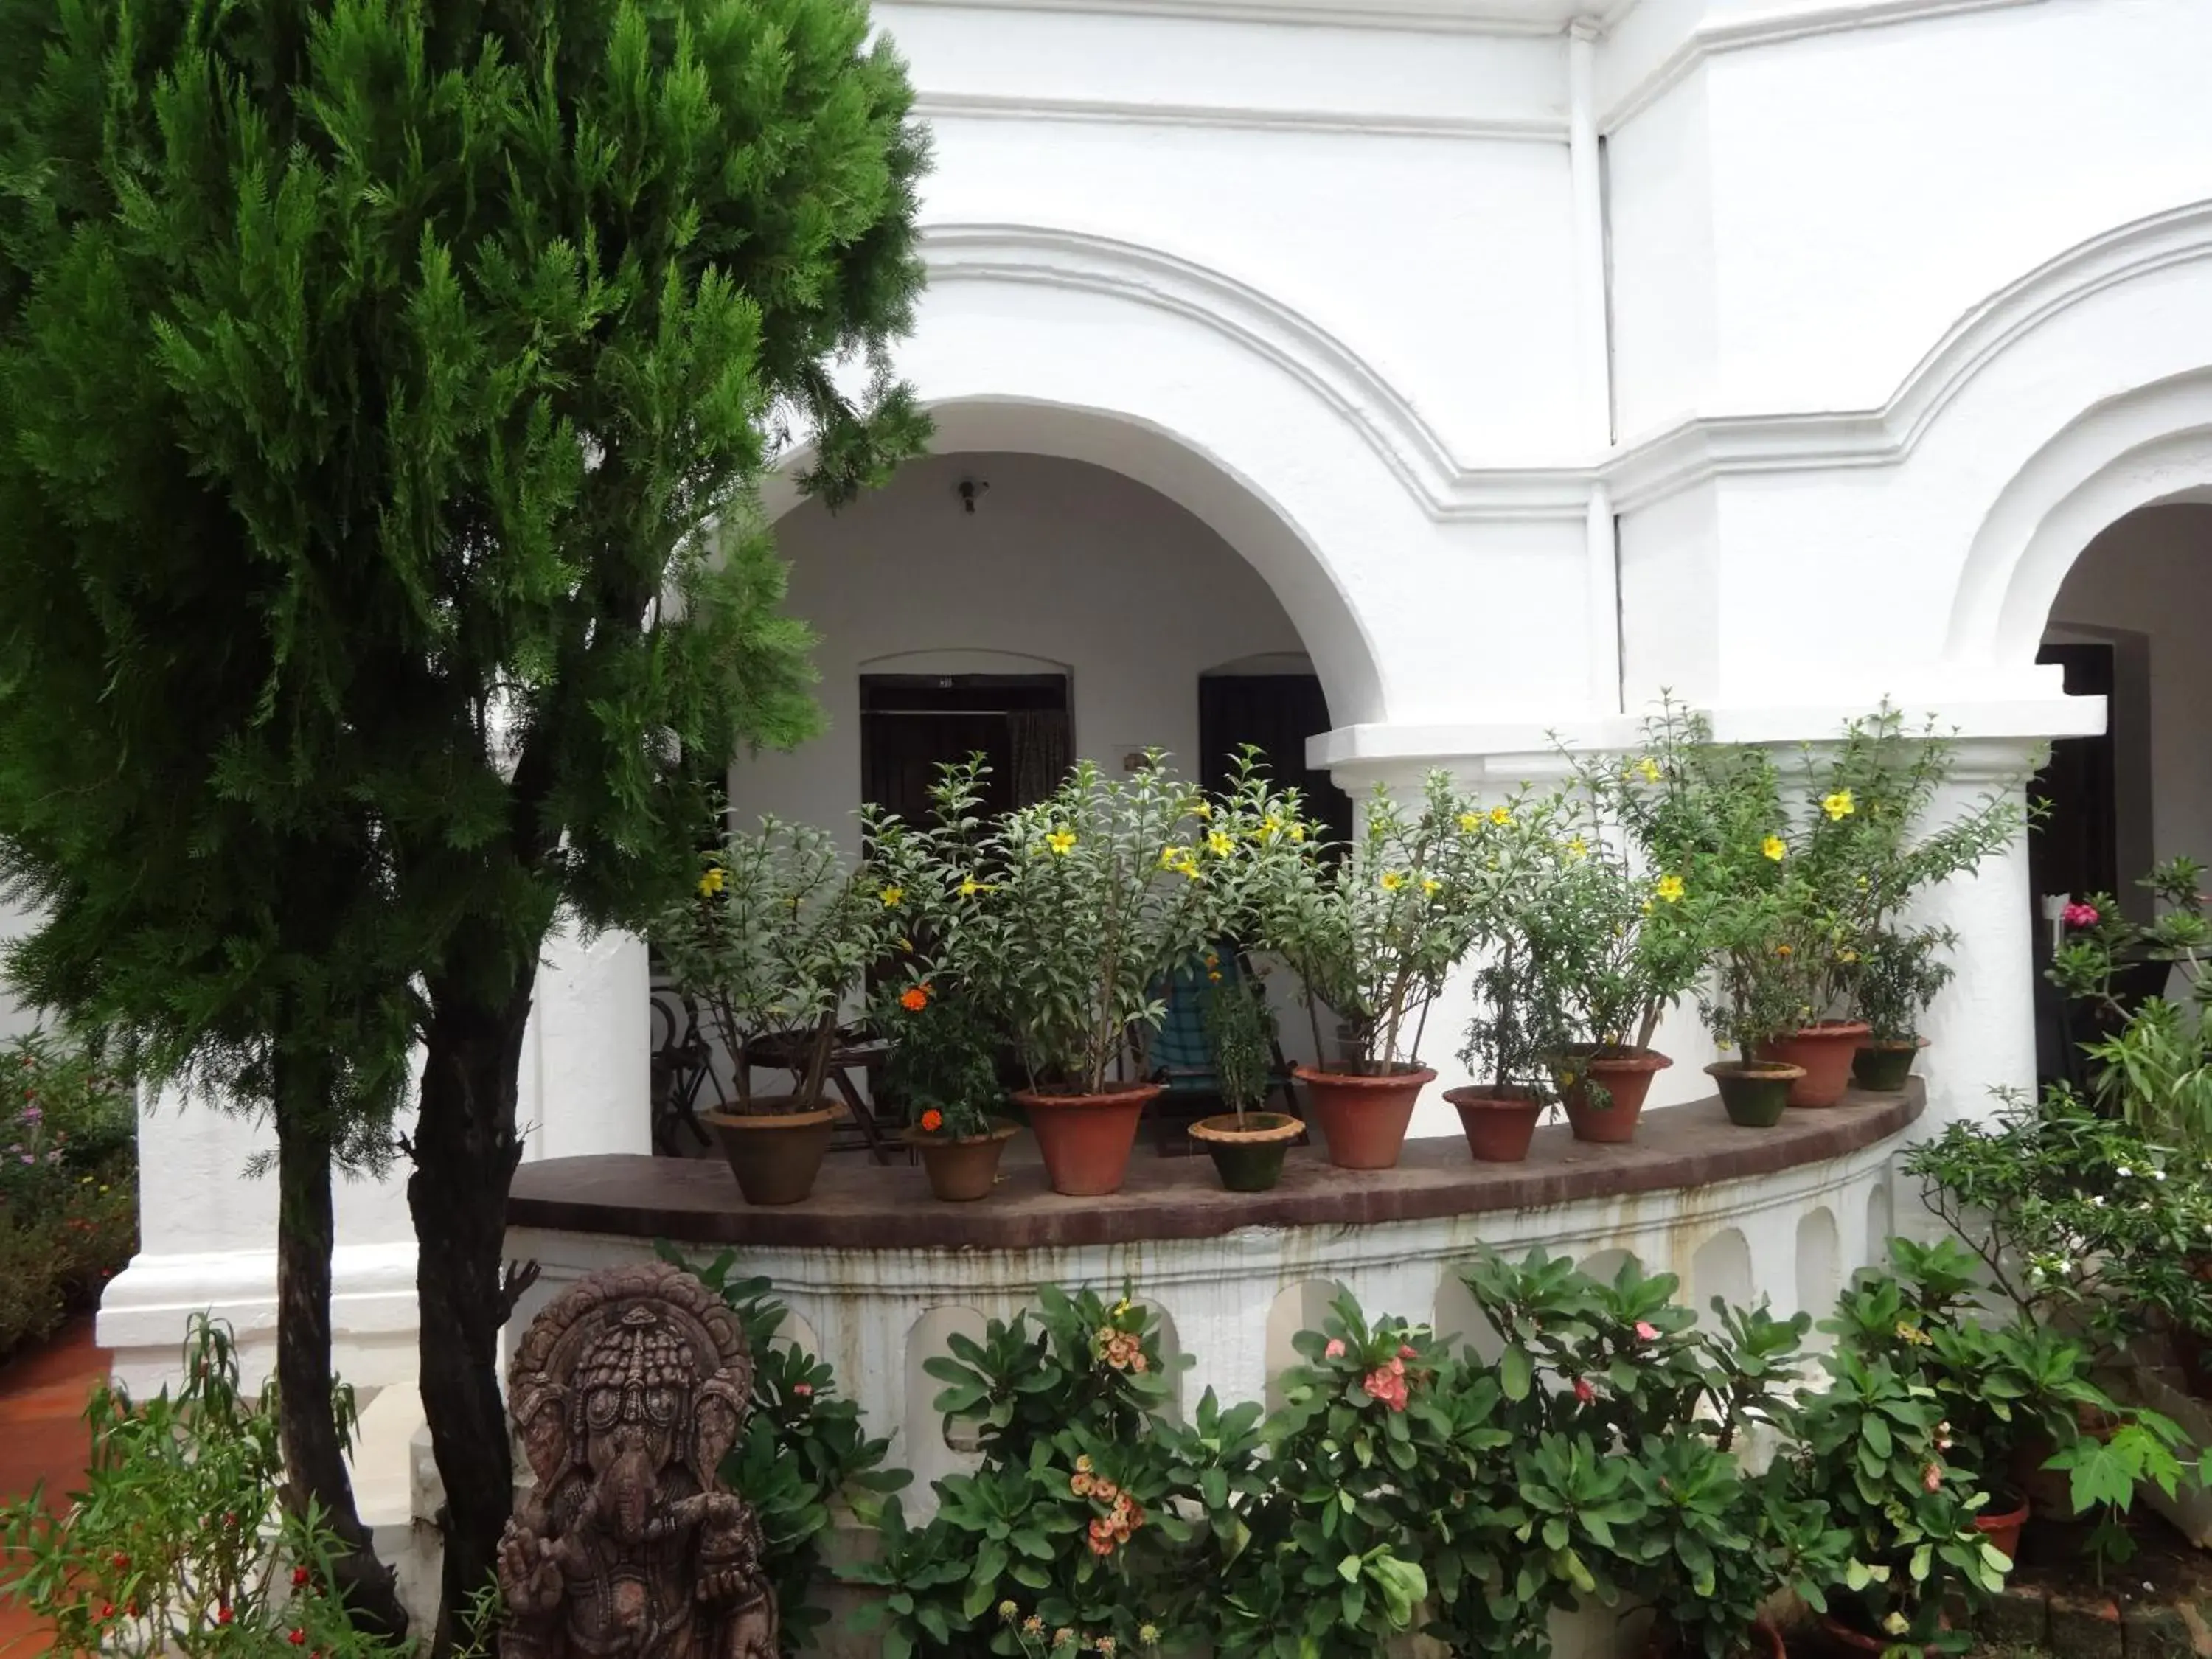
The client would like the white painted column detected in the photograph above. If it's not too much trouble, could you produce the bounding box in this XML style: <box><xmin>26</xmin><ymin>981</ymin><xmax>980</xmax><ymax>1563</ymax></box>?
<box><xmin>1906</xmin><ymin>742</ymin><xmax>2044</xmax><ymax>1138</ymax></box>
<box><xmin>1568</xmin><ymin>19</ymin><xmax>1621</xmax><ymax>717</ymax></box>
<box><xmin>520</xmin><ymin>920</ymin><xmax>653</xmax><ymax>1162</ymax></box>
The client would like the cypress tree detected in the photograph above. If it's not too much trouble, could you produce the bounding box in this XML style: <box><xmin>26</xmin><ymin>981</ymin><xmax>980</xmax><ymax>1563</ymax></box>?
<box><xmin>0</xmin><ymin>1</ymin><xmax>928</xmax><ymax>1645</ymax></box>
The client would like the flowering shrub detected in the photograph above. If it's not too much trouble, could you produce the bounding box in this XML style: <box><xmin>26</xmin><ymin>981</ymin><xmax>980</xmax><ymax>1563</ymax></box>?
<box><xmin>1226</xmin><ymin>766</ymin><xmax>1511</xmax><ymax>1072</ymax></box>
<box><xmin>874</xmin><ymin>979</ymin><xmax>1004</xmax><ymax>1139</ymax></box>
<box><xmin>650</xmin><ymin>817</ymin><xmax>899</xmax><ymax>1109</ymax></box>
<box><xmin>863</xmin><ymin>757</ymin><xmax>1231</xmax><ymax>1096</ymax></box>
<box><xmin>0</xmin><ymin>1317</ymin><xmax>405</xmax><ymax>1659</ymax></box>
<box><xmin>0</xmin><ymin>1032</ymin><xmax>136</xmax><ymax>1361</ymax></box>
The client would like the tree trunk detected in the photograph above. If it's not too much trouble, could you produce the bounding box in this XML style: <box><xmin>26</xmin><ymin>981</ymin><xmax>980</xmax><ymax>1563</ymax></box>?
<box><xmin>274</xmin><ymin>1074</ymin><xmax>408</xmax><ymax>1639</ymax></box>
<box><xmin>411</xmin><ymin>984</ymin><xmax>535</xmax><ymax>1659</ymax></box>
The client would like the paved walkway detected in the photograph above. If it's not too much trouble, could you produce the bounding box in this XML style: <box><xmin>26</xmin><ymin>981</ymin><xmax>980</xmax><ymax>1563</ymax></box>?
<box><xmin>0</xmin><ymin>1320</ymin><xmax>106</xmax><ymax>1656</ymax></box>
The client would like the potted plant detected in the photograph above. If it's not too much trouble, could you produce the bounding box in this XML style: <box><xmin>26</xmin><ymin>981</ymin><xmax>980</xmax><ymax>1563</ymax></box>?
<box><xmin>1775</xmin><ymin>706</ymin><xmax>2023</xmax><ymax>1105</ymax></box>
<box><xmin>867</xmin><ymin>755</ymin><xmax>1230</xmax><ymax>1197</ymax></box>
<box><xmin>1696</xmin><ymin>886</ymin><xmax>1815</xmax><ymax>1128</ymax></box>
<box><xmin>1228</xmin><ymin>767</ymin><xmax>1500</xmax><ymax>1170</ymax></box>
<box><xmin>653</xmin><ymin>817</ymin><xmax>895</xmax><ymax>1205</ymax></box>
<box><xmin>1789</xmin><ymin>1345</ymin><xmax>2011</xmax><ymax>1658</ymax></box>
<box><xmin>1447</xmin><ymin>933</ymin><xmax>1552</xmax><ymax>1162</ymax></box>
<box><xmin>1186</xmin><ymin>961</ymin><xmax>1302</xmax><ymax>1192</ymax></box>
<box><xmin>1846</xmin><ymin>928</ymin><xmax>1950</xmax><ymax>1091</ymax></box>
<box><xmin>878</xmin><ymin>979</ymin><xmax>1018</xmax><ymax>1202</ymax></box>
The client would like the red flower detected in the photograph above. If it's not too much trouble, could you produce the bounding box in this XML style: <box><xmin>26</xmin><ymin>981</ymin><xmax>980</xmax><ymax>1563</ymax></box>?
<box><xmin>290</xmin><ymin>1630</ymin><xmax>308</xmax><ymax>1646</ymax></box>
<box><xmin>218</xmin><ymin>1607</ymin><xmax>234</xmax><ymax>1626</ymax></box>
<box><xmin>900</xmin><ymin>984</ymin><xmax>931</xmax><ymax>1012</ymax></box>
<box><xmin>109</xmin><ymin>1552</ymin><xmax>128</xmax><ymax>1571</ymax></box>
<box><xmin>918</xmin><ymin>1108</ymin><xmax>944</xmax><ymax>1134</ymax></box>
<box><xmin>1573</xmin><ymin>1377</ymin><xmax>1596</xmax><ymax>1404</ymax></box>
<box><xmin>293</xmin><ymin>1566</ymin><xmax>311</xmax><ymax>1588</ymax></box>
<box><xmin>97</xmin><ymin>1604</ymin><xmax>115</xmax><ymax>1623</ymax></box>
<box><xmin>2062</xmin><ymin>902</ymin><xmax>2101</xmax><ymax>928</ymax></box>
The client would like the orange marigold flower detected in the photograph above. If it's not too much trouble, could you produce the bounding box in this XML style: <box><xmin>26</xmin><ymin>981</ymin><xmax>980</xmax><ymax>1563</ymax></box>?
<box><xmin>919</xmin><ymin>1108</ymin><xmax>944</xmax><ymax>1133</ymax></box>
<box><xmin>900</xmin><ymin>984</ymin><xmax>930</xmax><ymax>1012</ymax></box>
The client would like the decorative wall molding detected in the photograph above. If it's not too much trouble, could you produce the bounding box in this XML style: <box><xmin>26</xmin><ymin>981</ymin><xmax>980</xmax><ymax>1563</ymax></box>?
<box><xmin>914</xmin><ymin>88</ymin><xmax>1564</xmax><ymax>142</ymax></box>
<box><xmin>921</xmin><ymin>201</ymin><xmax>2212</xmax><ymax>525</ymax></box>
<box><xmin>889</xmin><ymin>0</ymin><xmax>1635</xmax><ymax>39</ymax></box>
<box><xmin>1600</xmin><ymin>0</ymin><xmax>2052</xmax><ymax>133</ymax></box>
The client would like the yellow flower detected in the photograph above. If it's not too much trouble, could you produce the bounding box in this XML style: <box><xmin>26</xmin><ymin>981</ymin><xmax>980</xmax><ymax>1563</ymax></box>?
<box><xmin>1559</xmin><ymin>1071</ymin><xmax>1577</xmax><ymax>1089</ymax></box>
<box><xmin>1635</xmin><ymin>757</ymin><xmax>1662</xmax><ymax>784</ymax></box>
<box><xmin>1566</xmin><ymin>837</ymin><xmax>1587</xmax><ymax>859</ymax></box>
<box><xmin>1207</xmin><ymin>830</ymin><xmax>1235</xmax><ymax>858</ymax></box>
<box><xmin>1489</xmin><ymin>805</ymin><xmax>1511</xmax><ymax>826</ymax></box>
<box><xmin>1259</xmin><ymin>815</ymin><xmax>1284</xmax><ymax>842</ymax></box>
<box><xmin>1761</xmin><ymin>835</ymin><xmax>1787</xmax><ymax>862</ymax></box>
<box><xmin>697</xmin><ymin>866</ymin><xmax>726</xmax><ymax>897</ymax></box>
<box><xmin>1458</xmin><ymin>813</ymin><xmax>1481</xmax><ymax>833</ymax></box>
<box><xmin>1422</xmin><ymin>877</ymin><xmax>1441</xmax><ymax>896</ymax></box>
<box><xmin>1653</xmin><ymin>874</ymin><xmax>1686</xmax><ymax>903</ymax></box>
<box><xmin>1840</xmin><ymin>948</ymin><xmax>1860</xmax><ymax>964</ymax></box>
<box><xmin>1191</xmin><ymin>799</ymin><xmax>1212</xmax><ymax>819</ymax></box>
<box><xmin>1289</xmin><ymin>823</ymin><xmax>1306</xmax><ymax>842</ymax></box>
<box><xmin>878</xmin><ymin>885</ymin><xmax>904</xmax><ymax>908</ymax></box>
<box><xmin>1046</xmin><ymin>830</ymin><xmax>1078</xmax><ymax>856</ymax></box>
<box><xmin>959</xmin><ymin>875</ymin><xmax>987</xmax><ymax>897</ymax></box>
<box><xmin>1208</xmin><ymin>970</ymin><xmax>1223</xmax><ymax>983</ymax></box>
<box><xmin>1823</xmin><ymin>790</ymin><xmax>1856</xmax><ymax>821</ymax></box>
<box><xmin>1380</xmin><ymin>871</ymin><xmax>1406</xmax><ymax>891</ymax></box>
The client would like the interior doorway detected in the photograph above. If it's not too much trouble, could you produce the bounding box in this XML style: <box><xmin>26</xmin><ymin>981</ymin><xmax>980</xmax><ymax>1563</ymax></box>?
<box><xmin>860</xmin><ymin>672</ymin><xmax>1071</xmax><ymax>824</ymax></box>
<box><xmin>1197</xmin><ymin>672</ymin><xmax>1354</xmax><ymax>848</ymax></box>
<box><xmin>2027</xmin><ymin>641</ymin><xmax>2118</xmax><ymax>911</ymax></box>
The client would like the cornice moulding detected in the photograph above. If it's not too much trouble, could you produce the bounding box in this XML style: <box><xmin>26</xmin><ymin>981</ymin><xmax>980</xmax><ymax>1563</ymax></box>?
<box><xmin>913</xmin><ymin>89</ymin><xmax>1563</xmax><ymax>141</ymax></box>
<box><xmin>890</xmin><ymin>0</ymin><xmax>1637</xmax><ymax>35</ymax></box>
<box><xmin>1600</xmin><ymin>0</ymin><xmax>2051</xmax><ymax>133</ymax></box>
<box><xmin>917</xmin><ymin>199</ymin><xmax>2212</xmax><ymax>524</ymax></box>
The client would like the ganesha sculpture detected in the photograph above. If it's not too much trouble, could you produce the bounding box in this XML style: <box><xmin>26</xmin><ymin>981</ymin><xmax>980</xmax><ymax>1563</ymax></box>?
<box><xmin>496</xmin><ymin>1262</ymin><xmax>777</xmax><ymax>1659</ymax></box>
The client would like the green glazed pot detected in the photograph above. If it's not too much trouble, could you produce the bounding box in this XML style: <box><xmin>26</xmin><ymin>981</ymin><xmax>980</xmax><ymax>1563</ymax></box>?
<box><xmin>1851</xmin><ymin>1040</ymin><xmax>1923</xmax><ymax>1093</ymax></box>
<box><xmin>1189</xmin><ymin>1112</ymin><xmax>1302</xmax><ymax>1192</ymax></box>
<box><xmin>1705</xmin><ymin>1062</ymin><xmax>1800</xmax><ymax>1129</ymax></box>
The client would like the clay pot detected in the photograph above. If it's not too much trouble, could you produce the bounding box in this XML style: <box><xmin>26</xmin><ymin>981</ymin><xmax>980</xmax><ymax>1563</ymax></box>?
<box><xmin>1444</xmin><ymin>1085</ymin><xmax>1545</xmax><ymax>1163</ymax></box>
<box><xmin>1974</xmin><ymin>1495</ymin><xmax>2029</xmax><ymax>1564</ymax></box>
<box><xmin>704</xmin><ymin>1099</ymin><xmax>842</xmax><ymax>1206</ymax></box>
<box><xmin>1295</xmin><ymin>1065</ymin><xmax>1434</xmax><ymax>1169</ymax></box>
<box><xmin>1015</xmin><ymin>1085</ymin><xmax>1160</xmax><ymax>1196</ymax></box>
<box><xmin>1559</xmin><ymin>1048</ymin><xmax>1672</xmax><ymax>1144</ymax></box>
<box><xmin>1705</xmin><ymin>1060</ymin><xmax>1803</xmax><ymax>1128</ymax></box>
<box><xmin>909</xmin><ymin>1119</ymin><xmax>1020</xmax><ymax>1202</ymax></box>
<box><xmin>1851</xmin><ymin>1038</ymin><xmax>1925</xmax><ymax>1093</ymax></box>
<box><xmin>1645</xmin><ymin>1619</ymin><xmax>1787</xmax><ymax>1659</ymax></box>
<box><xmin>1759</xmin><ymin>1020</ymin><xmax>1871</xmax><ymax>1107</ymax></box>
<box><xmin>1188</xmin><ymin>1111</ymin><xmax>1304</xmax><ymax>1192</ymax></box>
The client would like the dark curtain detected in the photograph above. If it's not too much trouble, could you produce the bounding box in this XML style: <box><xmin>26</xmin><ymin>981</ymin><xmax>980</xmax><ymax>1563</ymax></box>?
<box><xmin>1008</xmin><ymin>708</ymin><xmax>1072</xmax><ymax>809</ymax></box>
<box><xmin>1198</xmin><ymin>675</ymin><xmax>1354</xmax><ymax>848</ymax></box>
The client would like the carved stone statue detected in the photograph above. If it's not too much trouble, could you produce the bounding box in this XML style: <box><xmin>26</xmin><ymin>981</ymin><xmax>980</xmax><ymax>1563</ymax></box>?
<box><xmin>497</xmin><ymin>1262</ymin><xmax>777</xmax><ymax>1659</ymax></box>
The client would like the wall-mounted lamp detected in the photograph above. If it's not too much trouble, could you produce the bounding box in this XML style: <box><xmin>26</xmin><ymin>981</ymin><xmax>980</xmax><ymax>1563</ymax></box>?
<box><xmin>957</xmin><ymin>479</ymin><xmax>989</xmax><ymax>515</ymax></box>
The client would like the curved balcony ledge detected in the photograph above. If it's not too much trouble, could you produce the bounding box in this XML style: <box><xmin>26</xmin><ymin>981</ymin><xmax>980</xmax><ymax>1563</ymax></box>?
<box><xmin>507</xmin><ymin>1084</ymin><xmax>1921</xmax><ymax>1251</ymax></box>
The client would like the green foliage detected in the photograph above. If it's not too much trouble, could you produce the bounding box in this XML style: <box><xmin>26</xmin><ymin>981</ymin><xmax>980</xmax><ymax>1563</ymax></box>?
<box><xmin>1906</xmin><ymin>1086</ymin><xmax>2212</xmax><ymax>1355</ymax></box>
<box><xmin>1225</xmin><ymin>766</ymin><xmax>1515</xmax><ymax>1071</ymax></box>
<box><xmin>876</xmin><ymin>980</ymin><xmax>1006</xmax><ymax>1138</ymax></box>
<box><xmin>864</xmin><ymin>757</ymin><xmax>1234</xmax><ymax>1093</ymax></box>
<box><xmin>660</xmin><ymin>1245</ymin><xmax>910</xmax><ymax>1655</ymax></box>
<box><xmin>1852</xmin><ymin>929</ymin><xmax>1958</xmax><ymax>1045</ymax></box>
<box><xmin>1203</xmin><ymin>966</ymin><xmax>1278</xmax><ymax>1124</ymax></box>
<box><xmin>652</xmin><ymin>819</ymin><xmax>900</xmax><ymax>1107</ymax></box>
<box><xmin>0</xmin><ymin>1318</ymin><xmax>404</xmax><ymax>1658</ymax></box>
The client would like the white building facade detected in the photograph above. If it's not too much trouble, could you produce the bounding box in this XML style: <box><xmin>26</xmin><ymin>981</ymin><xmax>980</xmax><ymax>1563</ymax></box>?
<box><xmin>98</xmin><ymin>0</ymin><xmax>2212</xmax><ymax>1543</ymax></box>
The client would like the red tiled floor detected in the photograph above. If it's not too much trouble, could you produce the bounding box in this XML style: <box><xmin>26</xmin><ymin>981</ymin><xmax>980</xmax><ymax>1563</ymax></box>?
<box><xmin>0</xmin><ymin>1320</ymin><xmax>109</xmax><ymax>1657</ymax></box>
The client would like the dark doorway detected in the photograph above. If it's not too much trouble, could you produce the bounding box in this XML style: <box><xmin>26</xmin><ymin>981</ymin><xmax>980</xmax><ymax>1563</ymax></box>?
<box><xmin>1198</xmin><ymin>673</ymin><xmax>1355</xmax><ymax>848</ymax></box>
<box><xmin>2028</xmin><ymin>642</ymin><xmax>2118</xmax><ymax>908</ymax></box>
<box><xmin>860</xmin><ymin>674</ymin><xmax>1072</xmax><ymax>824</ymax></box>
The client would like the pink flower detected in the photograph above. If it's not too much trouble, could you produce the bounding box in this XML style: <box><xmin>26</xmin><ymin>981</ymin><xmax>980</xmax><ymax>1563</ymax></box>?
<box><xmin>1398</xmin><ymin>1343</ymin><xmax>1417</xmax><ymax>1360</ymax></box>
<box><xmin>792</xmin><ymin>1382</ymin><xmax>813</xmax><ymax>1398</ymax></box>
<box><xmin>1362</xmin><ymin>1366</ymin><xmax>1410</xmax><ymax>1412</ymax></box>
<box><xmin>2063</xmin><ymin>902</ymin><xmax>2101</xmax><ymax>928</ymax></box>
<box><xmin>1324</xmin><ymin>1338</ymin><xmax>1346</xmax><ymax>1359</ymax></box>
<box><xmin>1634</xmin><ymin>1321</ymin><xmax>1659</xmax><ymax>1342</ymax></box>
<box><xmin>1573</xmin><ymin>1377</ymin><xmax>1596</xmax><ymax>1404</ymax></box>
<box><xmin>1921</xmin><ymin>1461</ymin><xmax>1942</xmax><ymax>1493</ymax></box>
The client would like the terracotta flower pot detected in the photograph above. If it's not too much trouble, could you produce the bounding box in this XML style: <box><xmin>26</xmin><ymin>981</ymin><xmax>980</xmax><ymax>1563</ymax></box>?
<box><xmin>1705</xmin><ymin>1060</ymin><xmax>1802</xmax><ymax>1128</ymax></box>
<box><xmin>1444</xmin><ymin>1085</ymin><xmax>1544</xmax><ymax>1163</ymax></box>
<box><xmin>1188</xmin><ymin>1111</ymin><xmax>1303</xmax><ymax>1192</ymax></box>
<box><xmin>1759</xmin><ymin>1020</ymin><xmax>1871</xmax><ymax>1107</ymax></box>
<box><xmin>1559</xmin><ymin>1048</ymin><xmax>1672</xmax><ymax>1144</ymax></box>
<box><xmin>1974</xmin><ymin>1495</ymin><xmax>2029</xmax><ymax>1564</ymax></box>
<box><xmin>1645</xmin><ymin>1619</ymin><xmax>1787</xmax><ymax>1659</ymax></box>
<box><xmin>908</xmin><ymin>1119</ymin><xmax>1020</xmax><ymax>1202</ymax></box>
<box><xmin>1851</xmin><ymin>1038</ymin><xmax>1926</xmax><ymax>1093</ymax></box>
<box><xmin>1015</xmin><ymin>1085</ymin><xmax>1160</xmax><ymax>1196</ymax></box>
<box><xmin>1294</xmin><ymin>1065</ymin><xmax>1434</xmax><ymax>1169</ymax></box>
<box><xmin>704</xmin><ymin>1099</ymin><xmax>843</xmax><ymax>1206</ymax></box>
